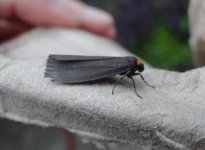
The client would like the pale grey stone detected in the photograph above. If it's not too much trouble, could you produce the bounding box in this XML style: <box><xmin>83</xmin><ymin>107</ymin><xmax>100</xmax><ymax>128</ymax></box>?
<box><xmin>189</xmin><ymin>0</ymin><xmax>205</xmax><ymax>66</ymax></box>
<box><xmin>0</xmin><ymin>27</ymin><xmax>205</xmax><ymax>149</ymax></box>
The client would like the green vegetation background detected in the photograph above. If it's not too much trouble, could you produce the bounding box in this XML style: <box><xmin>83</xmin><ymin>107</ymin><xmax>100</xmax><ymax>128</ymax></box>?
<box><xmin>135</xmin><ymin>20</ymin><xmax>191</xmax><ymax>69</ymax></box>
<box><xmin>83</xmin><ymin>0</ymin><xmax>192</xmax><ymax>70</ymax></box>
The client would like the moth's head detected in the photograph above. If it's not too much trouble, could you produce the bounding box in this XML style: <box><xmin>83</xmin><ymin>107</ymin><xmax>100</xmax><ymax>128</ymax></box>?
<box><xmin>135</xmin><ymin>59</ymin><xmax>144</xmax><ymax>72</ymax></box>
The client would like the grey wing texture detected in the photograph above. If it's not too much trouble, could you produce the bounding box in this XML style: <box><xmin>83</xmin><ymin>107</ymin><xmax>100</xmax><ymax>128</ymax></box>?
<box><xmin>49</xmin><ymin>54</ymin><xmax>123</xmax><ymax>61</ymax></box>
<box><xmin>45</xmin><ymin>55</ymin><xmax>133</xmax><ymax>83</ymax></box>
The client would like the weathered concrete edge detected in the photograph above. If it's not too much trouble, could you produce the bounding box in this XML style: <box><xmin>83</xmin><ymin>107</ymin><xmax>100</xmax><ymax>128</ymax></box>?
<box><xmin>2</xmin><ymin>57</ymin><xmax>204</xmax><ymax>149</ymax></box>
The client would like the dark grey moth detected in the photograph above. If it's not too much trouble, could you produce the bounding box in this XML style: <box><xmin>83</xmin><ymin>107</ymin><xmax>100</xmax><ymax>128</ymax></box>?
<box><xmin>45</xmin><ymin>55</ymin><xmax>154</xmax><ymax>98</ymax></box>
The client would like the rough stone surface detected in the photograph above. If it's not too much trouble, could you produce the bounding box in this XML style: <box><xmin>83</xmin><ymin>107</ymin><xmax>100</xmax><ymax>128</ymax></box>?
<box><xmin>0</xmin><ymin>28</ymin><xmax>205</xmax><ymax>149</ymax></box>
<box><xmin>189</xmin><ymin>0</ymin><xmax>205</xmax><ymax>66</ymax></box>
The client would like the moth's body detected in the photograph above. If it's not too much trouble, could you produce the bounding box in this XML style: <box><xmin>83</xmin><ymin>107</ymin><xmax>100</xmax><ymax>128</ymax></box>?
<box><xmin>45</xmin><ymin>55</ymin><xmax>153</xmax><ymax>98</ymax></box>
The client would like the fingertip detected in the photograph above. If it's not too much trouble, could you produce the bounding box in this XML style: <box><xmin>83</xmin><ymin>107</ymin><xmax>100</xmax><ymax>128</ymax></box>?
<box><xmin>80</xmin><ymin>6</ymin><xmax>116</xmax><ymax>39</ymax></box>
<box><xmin>15</xmin><ymin>0</ymin><xmax>116</xmax><ymax>39</ymax></box>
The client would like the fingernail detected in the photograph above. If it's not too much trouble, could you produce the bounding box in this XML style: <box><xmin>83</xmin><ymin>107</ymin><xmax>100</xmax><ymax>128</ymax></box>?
<box><xmin>52</xmin><ymin>0</ymin><xmax>82</xmax><ymax>27</ymax></box>
<box><xmin>83</xmin><ymin>6</ymin><xmax>114</xmax><ymax>27</ymax></box>
<box><xmin>82</xmin><ymin>5</ymin><xmax>116</xmax><ymax>39</ymax></box>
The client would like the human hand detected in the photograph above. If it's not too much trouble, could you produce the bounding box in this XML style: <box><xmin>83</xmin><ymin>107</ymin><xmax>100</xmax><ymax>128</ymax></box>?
<box><xmin>0</xmin><ymin>0</ymin><xmax>116</xmax><ymax>42</ymax></box>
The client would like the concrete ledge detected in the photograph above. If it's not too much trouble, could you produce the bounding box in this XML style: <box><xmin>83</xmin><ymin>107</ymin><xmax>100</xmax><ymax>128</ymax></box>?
<box><xmin>1</xmin><ymin>28</ymin><xmax>205</xmax><ymax>149</ymax></box>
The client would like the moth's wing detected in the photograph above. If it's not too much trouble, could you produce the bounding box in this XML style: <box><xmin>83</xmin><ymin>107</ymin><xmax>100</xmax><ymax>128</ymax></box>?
<box><xmin>46</xmin><ymin>66</ymin><xmax>130</xmax><ymax>83</ymax></box>
<box><xmin>49</xmin><ymin>54</ymin><xmax>123</xmax><ymax>61</ymax></box>
<box><xmin>45</xmin><ymin>56</ymin><xmax>133</xmax><ymax>83</ymax></box>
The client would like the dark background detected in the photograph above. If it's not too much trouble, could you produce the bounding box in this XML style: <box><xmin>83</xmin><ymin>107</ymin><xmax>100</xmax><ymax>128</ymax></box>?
<box><xmin>83</xmin><ymin>0</ymin><xmax>192</xmax><ymax>70</ymax></box>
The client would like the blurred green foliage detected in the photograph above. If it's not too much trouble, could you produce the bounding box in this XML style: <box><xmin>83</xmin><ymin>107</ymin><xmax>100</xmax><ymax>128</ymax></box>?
<box><xmin>136</xmin><ymin>22</ymin><xmax>191</xmax><ymax>69</ymax></box>
<box><xmin>128</xmin><ymin>13</ymin><xmax>191</xmax><ymax>69</ymax></box>
<box><xmin>83</xmin><ymin>0</ymin><xmax>192</xmax><ymax>70</ymax></box>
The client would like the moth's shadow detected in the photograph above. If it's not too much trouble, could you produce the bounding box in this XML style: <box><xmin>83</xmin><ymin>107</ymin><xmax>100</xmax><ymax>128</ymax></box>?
<box><xmin>52</xmin><ymin>76</ymin><xmax>132</xmax><ymax>88</ymax></box>
<box><xmin>51</xmin><ymin>76</ymin><xmax>145</xmax><ymax>98</ymax></box>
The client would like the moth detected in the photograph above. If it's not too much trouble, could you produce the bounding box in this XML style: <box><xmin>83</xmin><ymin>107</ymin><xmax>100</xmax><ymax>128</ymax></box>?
<box><xmin>45</xmin><ymin>55</ymin><xmax>154</xmax><ymax>98</ymax></box>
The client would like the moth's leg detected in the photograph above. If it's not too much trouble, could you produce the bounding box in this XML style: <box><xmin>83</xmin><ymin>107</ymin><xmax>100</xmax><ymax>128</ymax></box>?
<box><xmin>133</xmin><ymin>73</ymin><xmax>155</xmax><ymax>88</ymax></box>
<box><xmin>112</xmin><ymin>74</ymin><xmax>127</xmax><ymax>95</ymax></box>
<box><xmin>129</xmin><ymin>76</ymin><xmax>142</xmax><ymax>99</ymax></box>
